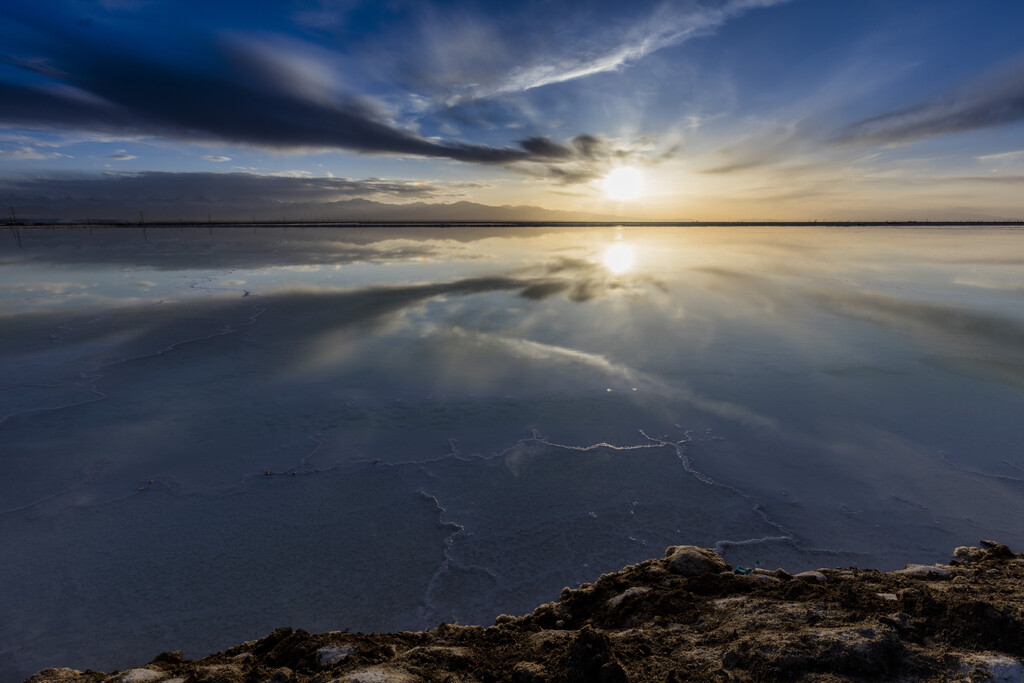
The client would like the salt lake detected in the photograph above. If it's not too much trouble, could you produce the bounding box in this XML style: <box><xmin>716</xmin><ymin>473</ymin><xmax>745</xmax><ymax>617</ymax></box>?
<box><xmin>2</xmin><ymin>224</ymin><xmax>1022</xmax><ymax>681</ymax></box>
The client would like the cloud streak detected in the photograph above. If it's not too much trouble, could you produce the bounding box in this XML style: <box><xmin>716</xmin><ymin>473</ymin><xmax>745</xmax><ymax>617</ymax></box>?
<box><xmin>0</xmin><ymin>76</ymin><xmax>529</xmax><ymax>166</ymax></box>
<box><xmin>447</xmin><ymin>0</ymin><xmax>792</xmax><ymax>103</ymax></box>
<box><xmin>0</xmin><ymin>145</ymin><xmax>70</xmax><ymax>161</ymax></box>
<box><xmin>835</xmin><ymin>58</ymin><xmax>1024</xmax><ymax>147</ymax></box>
<box><xmin>0</xmin><ymin>171</ymin><xmax>479</xmax><ymax>203</ymax></box>
<box><xmin>0</xmin><ymin>16</ymin><xmax>537</xmax><ymax>165</ymax></box>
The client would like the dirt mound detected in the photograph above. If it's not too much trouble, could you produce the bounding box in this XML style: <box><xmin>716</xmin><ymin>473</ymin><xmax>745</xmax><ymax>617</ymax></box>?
<box><xmin>27</xmin><ymin>542</ymin><xmax>1024</xmax><ymax>682</ymax></box>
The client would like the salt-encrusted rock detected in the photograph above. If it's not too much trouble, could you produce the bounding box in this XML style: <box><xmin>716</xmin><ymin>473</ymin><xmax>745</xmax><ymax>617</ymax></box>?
<box><xmin>511</xmin><ymin>661</ymin><xmax>547</xmax><ymax>683</ymax></box>
<box><xmin>397</xmin><ymin>646</ymin><xmax>471</xmax><ymax>664</ymax></box>
<box><xmin>959</xmin><ymin>655</ymin><xmax>1024</xmax><ymax>683</ymax></box>
<box><xmin>955</xmin><ymin>546</ymin><xmax>986</xmax><ymax>563</ymax></box>
<box><xmin>876</xmin><ymin>593</ymin><xmax>898</xmax><ymax>601</ymax></box>
<box><xmin>565</xmin><ymin>627</ymin><xmax>628</xmax><ymax>683</ymax></box>
<box><xmin>268</xmin><ymin>667</ymin><xmax>293</xmax><ymax>683</ymax></box>
<box><xmin>29</xmin><ymin>668</ymin><xmax>84</xmax><ymax>683</ymax></box>
<box><xmin>712</xmin><ymin>596</ymin><xmax>744</xmax><ymax>608</ymax></box>
<box><xmin>737</xmin><ymin>573</ymin><xmax>774</xmax><ymax>585</ymax></box>
<box><xmin>894</xmin><ymin>564</ymin><xmax>951</xmax><ymax>580</ymax></box>
<box><xmin>184</xmin><ymin>666</ymin><xmax>242</xmax><ymax>683</ymax></box>
<box><xmin>607</xmin><ymin>586</ymin><xmax>651</xmax><ymax>609</ymax></box>
<box><xmin>980</xmin><ymin>540</ymin><xmax>1015</xmax><ymax>558</ymax></box>
<box><xmin>317</xmin><ymin>645</ymin><xmax>357</xmax><ymax>666</ymax></box>
<box><xmin>794</xmin><ymin>571</ymin><xmax>827</xmax><ymax>583</ymax></box>
<box><xmin>664</xmin><ymin>545</ymin><xmax>728</xmax><ymax>576</ymax></box>
<box><xmin>333</xmin><ymin>666</ymin><xmax>420</xmax><ymax>683</ymax></box>
<box><xmin>107</xmin><ymin>669</ymin><xmax>166</xmax><ymax>683</ymax></box>
<box><xmin>528</xmin><ymin>629</ymin><xmax>574</xmax><ymax>650</ymax></box>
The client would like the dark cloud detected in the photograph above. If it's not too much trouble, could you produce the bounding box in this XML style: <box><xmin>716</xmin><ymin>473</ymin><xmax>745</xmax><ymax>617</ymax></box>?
<box><xmin>571</xmin><ymin>134</ymin><xmax>605</xmax><ymax>159</ymax></box>
<box><xmin>508</xmin><ymin>135</ymin><xmax>646</xmax><ymax>185</ymax></box>
<box><xmin>0</xmin><ymin>10</ymin><xmax>640</xmax><ymax>182</ymax></box>
<box><xmin>834</xmin><ymin>60</ymin><xmax>1024</xmax><ymax>147</ymax></box>
<box><xmin>517</xmin><ymin>136</ymin><xmax>574</xmax><ymax>159</ymax></box>
<box><xmin>0</xmin><ymin>75</ymin><xmax>529</xmax><ymax>166</ymax></box>
<box><xmin>0</xmin><ymin>8</ymin><xmax>660</xmax><ymax>189</ymax></box>
<box><xmin>0</xmin><ymin>171</ymin><xmax>468</xmax><ymax>202</ymax></box>
<box><xmin>542</xmin><ymin>165</ymin><xmax>604</xmax><ymax>184</ymax></box>
<box><xmin>519</xmin><ymin>281</ymin><xmax>571</xmax><ymax>300</ymax></box>
<box><xmin>0</xmin><ymin>52</ymin><xmax>628</xmax><ymax>182</ymax></box>
<box><xmin>0</xmin><ymin>18</ymin><xmax>536</xmax><ymax>165</ymax></box>
<box><xmin>544</xmin><ymin>256</ymin><xmax>594</xmax><ymax>274</ymax></box>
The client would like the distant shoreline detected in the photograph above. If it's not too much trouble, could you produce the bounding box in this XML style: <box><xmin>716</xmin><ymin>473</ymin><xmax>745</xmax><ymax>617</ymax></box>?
<box><xmin>8</xmin><ymin>219</ymin><xmax>1024</xmax><ymax>229</ymax></box>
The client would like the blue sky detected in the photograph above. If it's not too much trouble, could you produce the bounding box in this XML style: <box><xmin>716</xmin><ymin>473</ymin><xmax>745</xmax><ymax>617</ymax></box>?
<box><xmin>1</xmin><ymin>0</ymin><xmax>1023</xmax><ymax>220</ymax></box>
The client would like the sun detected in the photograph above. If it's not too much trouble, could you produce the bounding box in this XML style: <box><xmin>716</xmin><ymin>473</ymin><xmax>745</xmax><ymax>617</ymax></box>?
<box><xmin>601</xmin><ymin>166</ymin><xmax>644</xmax><ymax>201</ymax></box>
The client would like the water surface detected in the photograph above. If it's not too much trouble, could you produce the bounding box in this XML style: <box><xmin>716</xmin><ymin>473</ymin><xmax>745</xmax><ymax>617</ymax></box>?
<box><xmin>2</xmin><ymin>224</ymin><xmax>1023</xmax><ymax>681</ymax></box>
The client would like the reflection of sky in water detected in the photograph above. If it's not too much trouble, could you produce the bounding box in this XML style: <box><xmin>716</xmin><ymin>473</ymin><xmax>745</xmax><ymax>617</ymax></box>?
<box><xmin>1</xmin><ymin>225</ymin><xmax>1024</xmax><ymax>680</ymax></box>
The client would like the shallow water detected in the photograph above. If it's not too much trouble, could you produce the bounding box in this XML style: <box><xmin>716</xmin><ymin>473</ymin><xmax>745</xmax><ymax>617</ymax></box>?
<box><xmin>2</xmin><ymin>224</ymin><xmax>1023</xmax><ymax>680</ymax></box>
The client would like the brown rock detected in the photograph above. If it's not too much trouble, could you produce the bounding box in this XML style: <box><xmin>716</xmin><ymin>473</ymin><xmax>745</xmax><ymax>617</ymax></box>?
<box><xmin>664</xmin><ymin>546</ymin><xmax>728</xmax><ymax>576</ymax></box>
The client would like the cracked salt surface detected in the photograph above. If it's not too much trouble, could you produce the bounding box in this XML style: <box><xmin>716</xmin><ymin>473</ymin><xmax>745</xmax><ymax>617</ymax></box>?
<box><xmin>2</xmin><ymin>225</ymin><xmax>1024</xmax><ymax>682</ymax></box>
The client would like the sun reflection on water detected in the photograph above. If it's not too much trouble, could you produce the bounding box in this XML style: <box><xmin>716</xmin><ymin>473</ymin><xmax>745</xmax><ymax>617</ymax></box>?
<box><xmin>603</xmin><ymin>243</ymin><xmax>635</xmax><ymax>274</ymax></box>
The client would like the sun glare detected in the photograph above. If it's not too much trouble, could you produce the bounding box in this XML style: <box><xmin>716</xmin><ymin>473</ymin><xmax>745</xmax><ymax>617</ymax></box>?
<box><xmin>603</xmin><ymin>243</ymin><xmax>635</xmax><ymax>274</ymax></box>
<box><xmin>602</xmin><ymin>166</ymin><xmax>644</xmax><ymax>201</ymax></box>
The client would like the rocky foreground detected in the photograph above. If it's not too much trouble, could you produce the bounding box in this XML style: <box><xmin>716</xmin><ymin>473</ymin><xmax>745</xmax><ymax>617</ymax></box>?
<box><xmin>29</xmin><ymin>542</ymin><xmax>1024</xmax><ymax>683</ymax></box>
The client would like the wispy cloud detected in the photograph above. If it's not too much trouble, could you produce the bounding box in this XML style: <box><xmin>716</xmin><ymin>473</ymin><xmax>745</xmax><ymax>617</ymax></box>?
<box><xmin>834</xmin><ymin>58</ymin><xmax>1024</xmax><ymax>147</ymax></box>
<box><xmin>443</xmin><ymin>0</ymin><xmax>792</xmax><ymax>104</ymax></box>
<box><xmin>700</xmin><ymin>121</ymin><xmax>809</xmax><ymax>174</ymax></box>
<box><xmin>0</xmin><ymin>145</ymin><xmax>70</xmax><ymax>160</ymax></box>
<box><xmin>290</xmin><ymin>0</ymin><xmax>357</xmax><ymax>30</ymax></box>
<box><xmin>977</xmin><ymin>150</ymin><xmax>1024</xmax><ymax>163</ymax></box>
<box><xmin>201</xmin><ymin>155</ymin><xmax>232</xmax><ymax>162</ymax></box>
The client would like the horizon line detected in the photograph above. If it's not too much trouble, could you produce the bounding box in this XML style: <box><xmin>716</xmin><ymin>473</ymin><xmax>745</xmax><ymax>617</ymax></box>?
<box><xmin>7</xmin><ymin>219</ymin><xmax>1024</xmax><ymax>229</ymax></box>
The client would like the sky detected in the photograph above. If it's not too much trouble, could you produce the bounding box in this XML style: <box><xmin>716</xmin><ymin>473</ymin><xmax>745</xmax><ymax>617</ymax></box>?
<box><xmin>1</xmin><ymin>0</ymin><xmax>1023</xmax><ymax>222</ymax></box>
